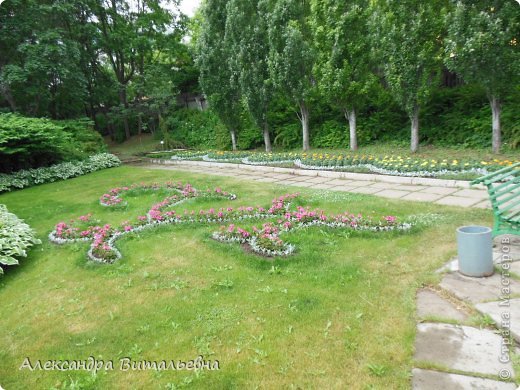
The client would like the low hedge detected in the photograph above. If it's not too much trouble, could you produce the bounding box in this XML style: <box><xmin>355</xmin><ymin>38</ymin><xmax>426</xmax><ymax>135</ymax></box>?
<box><xmin>0</xmin><ymin>153</ymin><xmax>121</xmax><ymax>193</ymax></box>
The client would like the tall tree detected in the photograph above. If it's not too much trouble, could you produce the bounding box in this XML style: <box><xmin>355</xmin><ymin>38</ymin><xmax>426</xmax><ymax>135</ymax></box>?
<box><xmin>445</xmin><ymin>0</ymin><xmax>520</xmax><ymax>153</ymax></box>
<box><xmin>312</xmin><ymin>0</ymin><xmax>374</xmax><ymax>151</ymax></box>
<box><xmin>226</xmin><ymin>0</ymin><xmax>275</xmax><ymax>152</ymax></box>
<box><xmin>92</xmin><ymin>0</ymin><xmax>175</xmax><ymax>140</ymax></box>
<box><xmin>371</xmin><ymin>0</ymin><xmax>446</xmax><ymax>152</ymax></box>
<box><xmin>0</xmin><ymin>0</ymin><xmax>87</xmax><ymax>118</ymax></box>
<box><xmin>268</xmin><ymin>0</ymin><xmax>316</xmax><ymax>151</ymax></box>
<box><xmin>195</xmin><ymin>0</ymin><xmax>242</xmax><ymax>151</ymax></box>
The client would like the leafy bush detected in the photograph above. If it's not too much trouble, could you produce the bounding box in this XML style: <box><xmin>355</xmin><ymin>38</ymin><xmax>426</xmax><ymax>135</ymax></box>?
<box><xmin>0</xmin><ymin>204</ymin><xmax>41</xmax><ymax>275</ymax></box>
<box><xmin>0</xmin><ymin>114</ymin><xmax>105</xmax><ymax>172</ymax></box>
<box><xmin>0</xmin><ymin>153</ymin><xmax>121</xmax><ymax>193</ymax></box>
<box><xmin>313</xmin><ymin>120</ymin><xmax>347</xmax><ymax>148</ymax></box>
<box><xmin>165</xmin><ymin>109</ymin><xmax>229</xmax><ymax>149</ymax></box>
<box><xmin>273</xmin><ymin>123</ymin><xmax>302</xmax><ymax>148</ymax></box>
<box><xmin>59</xmin><ymin>118</ymin><xmax>106</xmax><ymax>156</ymax></box>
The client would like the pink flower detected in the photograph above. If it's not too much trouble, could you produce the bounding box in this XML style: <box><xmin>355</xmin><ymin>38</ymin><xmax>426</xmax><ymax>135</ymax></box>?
<box><xmin>384</xmin><ymin>216</ymin><xmax>397</xmax><ymax>224</ymax></box>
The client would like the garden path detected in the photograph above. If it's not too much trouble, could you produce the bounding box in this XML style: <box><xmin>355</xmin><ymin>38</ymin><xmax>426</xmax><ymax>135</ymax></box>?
<box><xmin>143</xmin><ymin>159</ymin><xmax>491</xmax><ymax>208</ymax></box>
<box><xmin>413</xmin><ymin>235</ymin><xmax>520</xmax><ymax>389</ymax></box>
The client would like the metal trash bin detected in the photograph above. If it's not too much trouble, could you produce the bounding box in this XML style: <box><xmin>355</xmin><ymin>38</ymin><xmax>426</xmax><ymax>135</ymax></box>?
<box><xmin>457</xmin><ymin>226</ymin><xmax>494</xmax><ymax>277</ymax></box>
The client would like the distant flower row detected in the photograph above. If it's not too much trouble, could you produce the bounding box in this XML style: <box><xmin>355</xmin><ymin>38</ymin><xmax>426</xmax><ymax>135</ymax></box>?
<box><xmin>49</xmin><ymin>182</ymin><xmax>411</xmax><ymax>263</ymax></box>
<box><xmin>159</xmin><ymin>150</ymin><xmax>517</xmax><ymax>178</ymax></box>
<box><xmin>0</xmin><ymin>153</ymin><xmax>121</xmax><ymax>193</ymax></box>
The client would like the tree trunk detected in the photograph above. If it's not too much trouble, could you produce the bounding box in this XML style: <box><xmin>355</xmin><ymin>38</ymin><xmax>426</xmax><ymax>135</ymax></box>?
<box><xmin>119</xmin><ymin>86</ymin><xmax>131</xmax><ymax>140</ymax></box>
<box><xmin>263</xmin><ymin>122</ymin><xmax>272</xmax><ymax>152</ymax></box>
<box><xmin>137</xmin><ymin>113</ymin><xmax>142</xmax><ymax>135</ymax></box>
<box><xmin>299</xmin><ymin>101</ymin><xmax>310</xmax><ymax>151</ymax></box>
<box><xmin>490</xmin><ymin>95</ymin><xmax>501</xmax><ymax>154</ymax></box>
<box><xmin>230</xmin><ymin>128</ymin><xmax>237</xmax><ymax>151</ymax></box>
<box><xmin>410</xmin><ymin>105</ymin><xmax>419</xmax><ymax>153</ymax></box>
<box><xmin>0</xmin><ymin>83</ymin><xmax>17</xmax><ymax>112</ymax></box>
<box><xmin>344</xmin><ymin>107</ymin><xmax>358</xmax><ymax>151</ymax></box>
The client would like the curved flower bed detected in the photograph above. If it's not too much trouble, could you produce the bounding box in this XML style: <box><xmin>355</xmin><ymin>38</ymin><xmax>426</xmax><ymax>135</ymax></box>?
<box><xmin>170</xmin><ymin>151</ymin><xmax>208</xmax><ymax>160</ymax></box>
<box><xmin>212</xmin><ymin>206</ymin><xmax>410</xmax><ymax>257</ymax></box>
<box><xmin>294</xmin><ymin>158</ymin><xmax>489</xmax><ymax>178</ymax></box>
<box><xmin>242</xmin><ymin>153</ymin><xmax>296</xmax><ymax>166</ymax></box>
<box><xmin>49</xmin><ymin>183</ymin><xmax>411</xmax><ymax>262</ymax></box>
<box><xmin>165</xmin><ymin>150</ymin><xmax>517</xmax><ymax>178</ymax></box>
<box><xmin>202</xmin><ymin>151</ymin><xmax>251</xmax><ymax>163</ymax></box>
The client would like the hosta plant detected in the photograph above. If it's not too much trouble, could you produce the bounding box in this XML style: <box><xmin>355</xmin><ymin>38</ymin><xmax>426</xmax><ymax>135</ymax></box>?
<box><xmin>0</xmin><ymin>153</ymin><xmax>121</xmax><ymax>193</ymax></box>
<box><xmin>0</xmin><ymin>204</ymin><xmax>41</xmax><ymax>275</ymax></box>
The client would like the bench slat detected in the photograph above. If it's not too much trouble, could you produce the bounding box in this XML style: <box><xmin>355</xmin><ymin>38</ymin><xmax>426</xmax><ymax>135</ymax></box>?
<box><xmin>471</xmin><ymin>162</ymin><xmax>520</xmax><ymax>185</ymax></box>
<box><xmin>472</xmin><ymin>162</ymin><xmax>519</xmax><ymax>237</ymax></box>
<box><xmin>489</xmin><ymin>179</ymin><xmax>520</xmax><ymax>198</ymax></box>
<box><xmin>498</xmin><ymin>198</ymin><xmax>520</xmax><ymax>216</ymax></box>
<box><xmin>493</xmin><ymin>190</ymin><xmax>520</xmax><ymax>205</ymax></box>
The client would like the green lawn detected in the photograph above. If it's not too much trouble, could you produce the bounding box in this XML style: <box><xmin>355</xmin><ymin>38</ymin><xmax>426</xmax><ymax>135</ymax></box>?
<box><xmin>0</xmin><ymin>166</ymin><xmax>494</xmax><ymax>389</ymax></box>
<box><xmin>106</xmin><ymin>134</ymin><xmax>162</xmax><ymax>159</ymax></box>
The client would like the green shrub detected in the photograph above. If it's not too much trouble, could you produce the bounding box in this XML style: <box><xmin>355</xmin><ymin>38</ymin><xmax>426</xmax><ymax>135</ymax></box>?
<box><xmin>0</xmin><ymin>204</ymin><xmax>41</xmax><ymax>275</ymax></box>
<box><xmin>60</xmin><ymin>118</ymin><xmax>106</xmax><ymax>156</ymax></box>
<box><xmin>0</xmin><ymin>114</ymin><xmax>105</xmax><ymax>172</ymax></box>
<box><xmin>274</xmin><ymin>123</ymin><xmax>301</xmax><ymax>148</ymax></box>
<box><xmin>313</xmin><ymin>120</ymin><xmax>347</xmax><ymax>148</ymax></box>
<box><xmin>0</xmin><ymin>153</ymin><xmax>121</xmax><ymax>193</ymax></box>
<box><xmin>165</xmin><ymin>109</ymin><xmax>227</xmax><ymax>149</ymax></box>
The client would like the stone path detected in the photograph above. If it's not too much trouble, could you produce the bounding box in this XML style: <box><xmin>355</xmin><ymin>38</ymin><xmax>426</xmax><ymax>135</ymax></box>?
<box><xmin>144</xmin><ymin>159</ymin><xmax>492</xmax><ymax>208</ymax></box>
<box><xmin>414</xmin><ymin>235</ymin><xmax>520</xmax><ymax>389</ymax></box>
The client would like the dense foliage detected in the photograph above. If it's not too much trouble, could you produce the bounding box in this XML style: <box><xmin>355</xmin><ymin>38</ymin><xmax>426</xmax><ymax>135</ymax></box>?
<box><xmin>0</xmin><ymin>0</ymin><xmax>518</xmax><ymax>155</ymax></box>
<box><xmin>0</xmin><ymin>153</ymin><xmax>120</xmax><ymax>193</ymax></box>
<box><xmin>0</xmin><ymin>113</ymin><xmax>105</xmax><ymax>172</ymax></box>
<box><xmin>0</xmin><ymin>0</ymin><xmax>195</xmax><ymax>141</ymax></box>
<box><xmin>193</xmin><ymin>0</ymin><xmax>519</xmax><ymax>153</ymax></box>
<box><xmin>0</xmin><ymin>204</ymin><xmax>41</xmax><ymax>275</ymax></box>
<box><xmin>445</xmin><ymin>0</ymin><xmax>520</xmax><ymax>153</ymax></box>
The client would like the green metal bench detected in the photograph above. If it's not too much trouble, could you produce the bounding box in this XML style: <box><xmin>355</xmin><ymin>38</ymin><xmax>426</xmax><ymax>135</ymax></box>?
<box><xmin>471</xmin><ymin>162</ymin><xmax>520</xmax><ymax>237</ymax></box>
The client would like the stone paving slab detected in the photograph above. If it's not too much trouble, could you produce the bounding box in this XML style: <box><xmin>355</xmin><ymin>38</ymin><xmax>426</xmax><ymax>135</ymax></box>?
<box><xmin>401</xmin><ymin>192</ymin><xmax>445</xmax><ymax>202</ymax></box>
<box><xmin>451</xmin><ymin>189</ymin><xmax>490</xmax><ymax>200</ymax></box>
<box><xmin>331</xmin><ymin>185</ymin><xmax>358</xmax><ymax>192</ymax></box>
<box><xmin>391</xmin><ymin>184</ymin><xmax>424</xmax><ymax>192</ymax></box>
<box><xmin>254</xmin><ymin>177</ymin><xmax>278</xmax><ymax>183</ymax></box>
<box><xmin>369</xmin><ymin>181</ymin><xmax>397</xmax><ymax>189</ymax></box>
<box><xmin>327</xmin><ymin>179</ymin><xmax>353</xmax><ymax>186</ymax></box>
<box><xmin>417</xmin><ymin>289</ymin><xmax>468</xmax><ymax>321</ymax></box>
<box><xmin>475</xmin><ymin>298</ymin><xmax>520</xmax><ymax>343</ymax></box>
<box><xmin>412</xmin><ymin>368</ymin><xmax>516</xmax><ymax>390</ymax></box>
<box><xmin>440</xmin><ymin>272</ymin><xmax>520</xmax><ymax>304</ymax></box>
<box><xmin>339</xmin><ymin>180</ymin><xmax>370</xmax><ymax>187</ymax></box>
<box><xmin>414</xmin><ymin>323</ymin><xmax>514</xmax><ymax>376</ymax></box>
<box><xmin>270</xmin><ymin>174</ymin><xmax>295</xmax><ymax>180</ymax></box>
<box><xmin>305</xmin><ymin>176</ymin><xmax>333</xmax><ymax>183</ymax></box>
<box><xmin>348</xmin><ymin>186</ymin><xmax>383</xmax><ymax>194</ymax></box>
<box><xmin>418</xmin><ymin>186</ymin><xmax>460</xmax><ymax>195</ymax></box>
<box><xmin>284</xmin><ymin>175</ymin><xmax>311</xmax><ymax>182</ymax></box>
<box><xmin>375</xmin><ymin>189</ymin><xmax>409</xmax><ymax>199</ymax></box>
<box><xmin>435</xmin><ymin>196</ymin><xmax>481</xmax><ymax>208</ymax></box>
